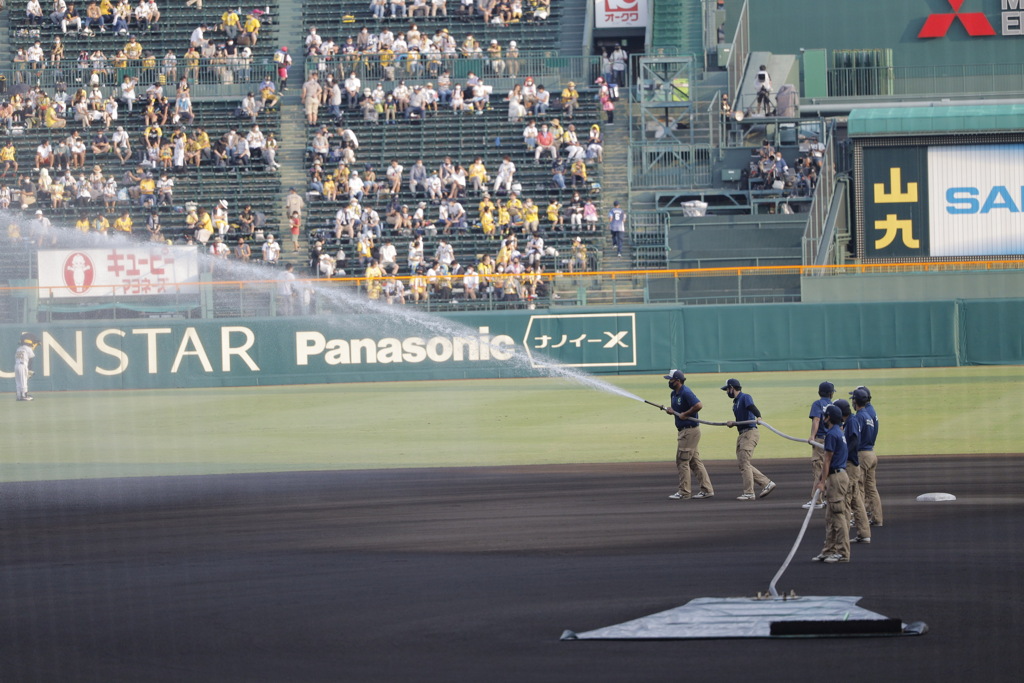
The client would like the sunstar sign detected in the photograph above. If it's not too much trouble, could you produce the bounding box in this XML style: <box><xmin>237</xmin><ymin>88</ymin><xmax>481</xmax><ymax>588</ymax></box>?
<box><xmin>918</xmin><ymin>0</ymin><xmax>1024</xmax><ymax>38</ymax></box>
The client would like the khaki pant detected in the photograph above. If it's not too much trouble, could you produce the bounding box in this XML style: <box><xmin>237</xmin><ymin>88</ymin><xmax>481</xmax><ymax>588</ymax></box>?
<box><xmin>811</xmin><ymin>443</ymin><xmax>825</xmax><ymax>488</ymax></box>
<box><xmin>736</xmin><ymin>429</ymin><xmax>770</xmax><ymax>495</ymax></box>
<box><xmin>845</xmin><ymin>463</ymin><xmax>871</xmax><ymax>539</ymax></box>
<box><xmin>822</xmin><ymin>469</ymin><xmax>850</xmax><ymax>559</ymax></box>
<box><xmin>675</xmin><ymin>426</ymin><xmax>713</xmax><ymax>497</ymax></box>
<box><xmin>859</xmin><ymin>449</ymin><xmax>883</xmax><ymax>525</ymax></box>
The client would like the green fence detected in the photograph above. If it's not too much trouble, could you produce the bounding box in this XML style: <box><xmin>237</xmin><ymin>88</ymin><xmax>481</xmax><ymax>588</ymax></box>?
<box><xmin>3</xmin><ymin>299</ymin><xmax>1019</xmax><ymax>391</ymax></box>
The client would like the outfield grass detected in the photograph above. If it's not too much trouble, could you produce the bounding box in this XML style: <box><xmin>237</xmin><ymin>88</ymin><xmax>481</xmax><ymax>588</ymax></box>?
<box><xmin>1</xmin><ymin>365</ymin><xmax>1020</xmax><ymax>482</ymax></box>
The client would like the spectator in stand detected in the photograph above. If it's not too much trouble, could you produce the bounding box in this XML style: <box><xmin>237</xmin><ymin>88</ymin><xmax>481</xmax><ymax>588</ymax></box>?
<box><xmin>302</xmin><ymin>73</ymin><xmax>322</xmax><ymax>126</ymax></box>
<box><xmin>535</xmin><ymin>123</ymin><xmax>556</xmax><ymax>162</ymax></box>
<box><xmin>586</xmin><ymin>124</ymin><xmax>604</xmax><ymax>163</ymax></box>
<box><xmin>493</xmin><ymin>155</ymin><xmax>516</xmax><ymax>195</ymax></box>
<box><xmin>561</xmin><ymin>81</ymin><xmax>579</xmax><ymax>119</ymax></box>
<box><xmin>533</xmin><ymin>85</ymin><xmax>551</xmax><ymax>117</ymax></box>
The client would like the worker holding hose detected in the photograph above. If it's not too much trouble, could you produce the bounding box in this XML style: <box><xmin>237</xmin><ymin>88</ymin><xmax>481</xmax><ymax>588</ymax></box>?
<box><xmin>662</xmin><ymin>370</ymin><xmax>715</xmax><ymax>501</ymax></box>
<box><xmin>812</xmin><ymin>404</ymin><xmax>851</xmax><ymax>563</ymax></box>
<box><xmin>723</xmin><ymin>378</ymin><xmax>776</xmax><ymax>501</ymax></box>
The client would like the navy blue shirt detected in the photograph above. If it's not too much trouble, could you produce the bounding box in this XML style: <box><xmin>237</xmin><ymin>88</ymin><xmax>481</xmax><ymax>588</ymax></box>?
<box><xmin>843</xmin><ymin>415</ymin><xmax>862</xmax><ymax>467</ymax></box>
<box><xmin>670</xmin><ymin>385</ymin><xmax>700</xmax><ymax>430</ymax></box>
<box><xmin>856</xmin><ymin>404</ymin><xmax>878</xmax><ymax>450</ymax></box>
<box><xmin>731</xmin><ymin>391</ymin><xmax>760</xmax><ymax>432</ymax></box>
<box><xmin>824</xmin><ymin>423</ymin><xmax>848</xmax><ymax>471</ymax></box>
<box><xmin>809</xmin><ymin>397</ymin><xmax>832</xmax><ymax>440</ymax></box>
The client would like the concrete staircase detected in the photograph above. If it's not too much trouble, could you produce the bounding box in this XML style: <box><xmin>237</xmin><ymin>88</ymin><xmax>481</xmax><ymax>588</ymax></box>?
<box><xmin>559</xmin><ymin>0</ymin><xmax>588</xmax><ymax>57</ymax></box>
<box><xmin>651</xmin><ymin>0</ymin><xmax>704</xmax><ymax>57</ymax></box>
<box><xmin>550</xmin><ymin>112</ymin><xmax>646</xmax><ymax>305</ymax></box>
<box><xmin>266</xmin><ymin>0</ymin><xmax>307</xmax><ymax>265</ymax></box>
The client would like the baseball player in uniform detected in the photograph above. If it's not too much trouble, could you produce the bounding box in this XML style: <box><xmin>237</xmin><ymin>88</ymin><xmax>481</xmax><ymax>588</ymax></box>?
<box><xmin>662</xmin><ymin>370</ymin><xmax>714</xmax><ymax>500</ymax></box>
<box><xmin>14</xmin><ymin>332</ymin><xmax>39</xmax><ymax>401</ymax></box>
<box><xmin>812</xmin><ymin>404</ymin><xmax>850</xmax><ymax>563</ymax></box>
<box><xmin>851</xmin><ymin>386</ymin><xmax>882</xmax><ymax>526</ymax></box>
<box><xmin>722</xmin><ymin>378</ymin><xmax>776</xmax><ymax>500</ymax></box>
<box><xmin>835</xmin><ymin>398</ymin><xmax>871</xmax><ymax>544</ymax></box>
<box><xmin>804</xmin><ymin>381</ymin><xmax>834</xmax><ymax>509</ymax></box>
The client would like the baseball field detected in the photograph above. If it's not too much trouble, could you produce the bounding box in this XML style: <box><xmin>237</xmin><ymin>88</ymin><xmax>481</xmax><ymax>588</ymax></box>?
<box><xmin>1</xmin><ymin>364</ymin><xmax>1017</xmax><ymax>482</ymax></box>
<box><xmin>2</xmin><ymin>364</ymin><xmax>1022</xmax><ymax>682</ymax></box>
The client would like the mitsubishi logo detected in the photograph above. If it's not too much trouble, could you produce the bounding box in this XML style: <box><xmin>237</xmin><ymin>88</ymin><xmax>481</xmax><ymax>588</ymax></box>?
<box><xmin>918</xmin><ymin>0</ymin><xmax>997</xmax><ymax>37</ymax></box>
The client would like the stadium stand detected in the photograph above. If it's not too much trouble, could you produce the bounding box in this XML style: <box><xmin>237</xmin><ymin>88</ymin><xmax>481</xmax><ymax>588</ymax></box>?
<box><xmin>294</xmin><ymin>0</ymin><xmax>606</xmax><ymax>306</ymax></box>
<box><xmin>2</xmin><ymin>2</ymin><xmax>283</xmax><ymax>244</ymax></box>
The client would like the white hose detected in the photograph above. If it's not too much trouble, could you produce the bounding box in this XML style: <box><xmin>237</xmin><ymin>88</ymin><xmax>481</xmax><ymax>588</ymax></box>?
<box><xmin>695</xmin><ymin>417</ymin><xmax>826</xmax><ymax>598</ymax></box>
<box><xmin>768</xmin><ymin>488</ymin><xmax>821</xmax><ymax>599</ymax></box>
<box><xmin>697</xmin><ymin>418</ymin><xmax>824</xmax><ymax>450</ymax></box>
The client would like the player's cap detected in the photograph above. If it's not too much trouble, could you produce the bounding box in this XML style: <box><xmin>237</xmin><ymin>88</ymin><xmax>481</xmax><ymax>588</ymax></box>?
<box><xmin>35</xmin><ymin>209</ymin><xmax>43</xmax><ymax>215</ymax></box>
<box><xmin>818</xmin><ymin>381</ymin><xmax>835</xmax><ymax>396</ymax></box>
<box><xmin>833</xmin><ymin>398</ymin><xmax>852</xmax><ymax>417</ymax></box>
<box><xmin>663</xmin><ymin>369</ymin><xmax>685</xmax><ymax>383</ymax></box>
<box><xmin>721</xmin><ymin>378</ymin><xmax>741</xmax><ymax>391</ymax></box>
<box><xmin>824</xmin><ymin>404</ymin><xmax>843</xmax><ymax>424</ymax></box>
<box><xmin>850</xmin><ymin>387</ymin><xmax>871</xmax><ymax>403</ymax></box>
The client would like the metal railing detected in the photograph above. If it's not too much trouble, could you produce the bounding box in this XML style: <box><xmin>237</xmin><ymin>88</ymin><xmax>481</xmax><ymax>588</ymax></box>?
<box><xmin>0</xmin><ymin>60</ymin><xmax>277</xmax><ymax>91</ymax></box>
<box><xmin>725</xmin><ymin>0</ymin><xmax>750</xmax><ymax>102</ymax></box>
<box><xmin>821</xmin><ymin>63</ymin><xmax>1024</xmax><ymax>100</ymax></box>
<box><xmin>303</xmin><ymin>52</ymin><xmax>602</xmax><ymax>89</ymax></box>
<box><xmin>801</xmin><ymin>126</ymin><xmax>838</xmax><ymax>266</ymax></box>
<box><xmin>6</xmin><ymin>259</ymin><xmax>1024</xmax><ymax>323</ymax></box>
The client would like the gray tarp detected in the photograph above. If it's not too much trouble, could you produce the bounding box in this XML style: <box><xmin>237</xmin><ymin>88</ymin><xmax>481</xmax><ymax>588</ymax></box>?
<box><xmin>563</xmin><ymin>596</ymin><xmax>903</xmax><ymax>640</ymax></box>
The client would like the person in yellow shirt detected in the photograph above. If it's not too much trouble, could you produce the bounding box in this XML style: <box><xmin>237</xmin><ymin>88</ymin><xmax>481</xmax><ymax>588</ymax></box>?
<box><xmin>322</xmin><ymin>175</ymin><xmax>337</xmax><ymax>202</ymax></box>
<box><xmin>184</xmin><ymin>46</ymin><xmax>201</xmax><ymax>82</ymax></box>
<box><xmin>195</xmin><ymin>128</ymin><xmax>211</xmax><ymax>164</ymax></box>
<box><xmin>243</xmin><ymin>14</ymin><xmax>262</xmax><ymax>47</ymax></box>
<box><xmin>523</xmin><ymin>198</ymin><xmax>539</xmax><ymax>233</ymax></box>
<box><xmin>92</xmin><ymin>214</ymin><xmax>110</xmax><ymax>235</ymax></box>
<box><xmin>547</xmin><ymin>199</ymin><xmax>563</xmax><ymax>231</ymax></box>
<box><xmin>505</xmin><ymin>193</ymin><xmax>523</xmax><ymax>220</ymax></box>
<box><xmin>478</xmin><ymin>193</ymin><xmax>495</xmax><ymax>218</ymax></box>
<box><xmin>1</xmin><ymin>141</ymin><xmax>19</xmax><ymax>177</ymax></box>
<box><xmin>409</xmin><ymin>267</ymin><xmax>428</xmax><ymax>302</ymax></box>
<box><xmin>569</xmin><ymin>236</ymin><xmax>588</xmax><ymax>273</ymax></box>
<box><xmin>479</xmin><ymin>206</ymin><xmax>495</xmax><ymax>237</ymax></box>
<box><xmin>113</xmin><ymin>210</ymin><xmax>133</xmax><ymax>234</ymax></box>
<box><xmin>221</xmin><ymin>9</ymin><xmax>241</xmax><ymax>42</ymax></box>
<box><xmin>139</xmin><ymin>174</ymin><xmax>156</xmax><ymax>205</ymax></box>
<box><xmin>560</xmin><ymin>82</ymin><xmax>579</xmax><ymax>119</ymax></box>
<box><xmin>496</xmin><ymin>203</ymin><xmax>511</xmax><ymax>236</ymax></box>
<box><xmin>195</xmin><ymin>208</ymin><xmax>214</xmax><ymax>243</ymax></box>
<box><xmin>468</xmin><ymin>157</ymin><xmax>488</xmax><ymax>194</ymax></box>
<box><xmin>124</xmin><ymin>38</ymin><xmax>143</xmax><ymax>61</ymax></box>
<box><xmin>570</xmin><ymin>158</ymin><xmax>587</xmax><ymax>189</ymax></box>
<box><xmin>476</xmin><ymin>255</ymin><xmax>494</xmax><ymax>295</ymax></box>
<box><xmin>185</xmin><ymin>134</ymin><xmax>201</xmax><ymax>166</ymax></box>
<box><xmin>50</xmin><ymin>180</ymin><xmax>66</xmax><ymax>208</ymax></box>
<box><xmin>364</xmin><ymin>259</ymin><xmax>384</xmax><ymax>300</ymax></box>
<box><xmin>44</xmin><ymin>105</ymin><xmax>68</xmax><ymax>129</ymax></box>
<box><xmin>496</xmin><ymin>239</ymin><xmax>512</xmax><ymax>267</ymax></box>
<box><xmin>75</xmin><ymin>215</ymin><xmax>91</xmax><ymax>232</ymax></box>
<box><xmin>159</xmin><ymin>143</ymin><xmax>173</xmax><ymax>169</ymax></box>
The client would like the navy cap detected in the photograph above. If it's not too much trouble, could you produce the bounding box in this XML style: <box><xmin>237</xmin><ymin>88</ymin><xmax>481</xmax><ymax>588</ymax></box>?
<box><xmin>720</xmin><ymin>378</ymin><xmax>741</xmax><ymax>391</ymax></box>
<box><xmin>850</xmin><ymin>387</ymin><xmax>871</xmax><ymax>403</ymax></box>
<box><xmin>824</xmin><ymin>404</ymin><xmax>843</xmax><ymax>424</ymax></box>
<box><xmin>663</xmin><ymin>369</ymin><xmax>685</xmax><ymax>382</ymax></box>
<box><xmin>818</xmin><ymin>381</ymin><xmax>835</xmax><ymax>395</ymax></box>
<box><xmin>833</xmin><ymin>398</ymin><xmax>852</xmax><ymax>417</ymax></box>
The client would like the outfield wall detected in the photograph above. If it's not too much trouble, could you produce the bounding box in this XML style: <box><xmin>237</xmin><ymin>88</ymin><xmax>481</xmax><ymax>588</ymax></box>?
<box><xmin>1</xmin><ymin>299</ymin><xmax>1020</xmax><ymax>391</ymax></box>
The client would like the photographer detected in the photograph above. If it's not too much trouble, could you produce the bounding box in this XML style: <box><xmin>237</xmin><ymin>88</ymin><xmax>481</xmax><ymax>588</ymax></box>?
<box><xmin>755</xmin><ymin>64</ymin><xmax>774</xmax><ymax>115</ymax></box>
